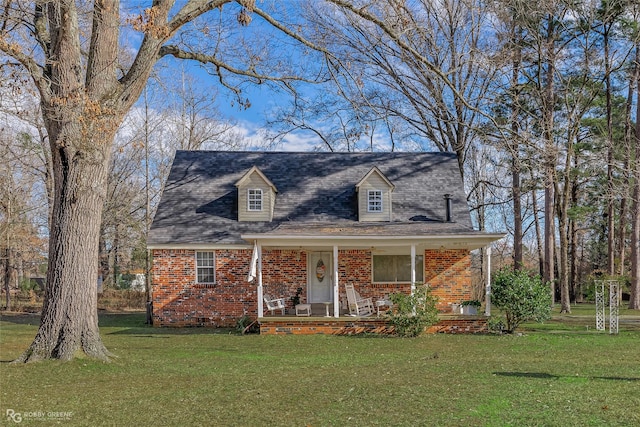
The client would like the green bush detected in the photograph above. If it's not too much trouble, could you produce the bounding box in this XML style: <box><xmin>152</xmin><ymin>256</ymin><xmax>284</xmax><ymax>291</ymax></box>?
<box><xmin>386</xmin><ymin>285</ymin><xmax>438</xmax><ymax>337</ymax></box>
<box><xmin>491</xmin><ymin>267</ymin><xmax>551</xmax><ymax>333</ymax></box>
<box><xmin>461</xmin><ymin>300</ymin><xmax>481</xmax><ymax>307</ymax></box>
<box><xmin>235</xmin><ymin>315</ymin><xmax>258</xmax><ymax>334</ymax></box>
<box><xmin>487</xmin><ymin>316</ymin><xmax>506</xmax><ymax>334</ymax></box>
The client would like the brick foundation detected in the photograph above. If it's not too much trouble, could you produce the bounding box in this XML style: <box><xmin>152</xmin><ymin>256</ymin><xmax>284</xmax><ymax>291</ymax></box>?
<box><xmin>259</xmin><ymin>315</ymin><xmax>488</xmax><ymax>335</ymax></box>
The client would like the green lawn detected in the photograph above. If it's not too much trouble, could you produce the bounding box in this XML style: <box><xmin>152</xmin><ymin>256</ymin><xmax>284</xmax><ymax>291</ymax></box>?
<box><xmin>1</xmin><ymin>308</ymin><xmax>639</xmax><ymax>427</ymax></box>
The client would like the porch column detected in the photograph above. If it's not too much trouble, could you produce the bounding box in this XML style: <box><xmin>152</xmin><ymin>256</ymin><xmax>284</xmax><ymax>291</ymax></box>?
<box><xmin>410</xmin><ymin>244</ymin><xmax>416</xmax><ymax>296</ymax></box>
<box><xmin>333</xmin><ymin>245</ymin><xmax>339</xmax><ymax>317</ymax></box>
<box><xmin>485</xmin><ymin>246</ymin><xmax>491</xmax><ymax>316</ymax></box>
<box><xmin>257</xmin><ymin>243</ymin><xmax>263</xmax><ymax>318</ymax></box>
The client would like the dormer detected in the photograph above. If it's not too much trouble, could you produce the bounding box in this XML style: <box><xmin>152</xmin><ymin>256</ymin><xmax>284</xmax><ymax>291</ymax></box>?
<box><xmin>355</xmin><ymin>167</ymin><xmax>394</xmax><ymax>222</ymax></box>
<box><xmin>235</xmin><ymin>166</ymin><xmax>277</xmax><ymax>222</ymax></box>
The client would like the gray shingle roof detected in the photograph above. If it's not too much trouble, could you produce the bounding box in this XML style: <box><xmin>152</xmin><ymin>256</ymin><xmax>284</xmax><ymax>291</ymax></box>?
<box><xmin>147</xmin><ymin>151</ymin><xmax>478</xmax><ymax>246</ymax></box>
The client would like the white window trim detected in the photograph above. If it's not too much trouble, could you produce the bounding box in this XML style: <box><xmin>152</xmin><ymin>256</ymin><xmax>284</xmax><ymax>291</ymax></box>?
<box><xmin>371</xmin><ymin>254</ymin><xmax>424</xmax><ymax>284</ymax></box>
<box><xmin>196</xmin><ymin>251</ymin><xmax>216</xmax><ymax>284</ymax></box>
<box><xmin>367</xmin><ymin>189</ymin><xmax>383</xmax><ymax>212</ymax></box>
<box><xmin>247</xmin><ymin>188</ymin><xmax>263</xmax><ymax>212</ymax></box>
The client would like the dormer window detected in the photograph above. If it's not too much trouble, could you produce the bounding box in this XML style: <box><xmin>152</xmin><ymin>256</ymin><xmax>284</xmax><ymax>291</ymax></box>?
<box><xmin>248</xmin><ymin>189</ymin><xmax>263</xmax><ymax>211</ymax></box>
<box><xmin>368</xmin><ymin>190</ymin><xmax>382</xmax><ymax>212</ymax></box>
<box><xmin>356</xmin><ymin>167</ymin><xmax>395</xmax><ymax>222</ymax></box>
<box><xmin>235</xmin><ymin>166</ymin><xmax>277</xmax><ymax>222</ymax></box>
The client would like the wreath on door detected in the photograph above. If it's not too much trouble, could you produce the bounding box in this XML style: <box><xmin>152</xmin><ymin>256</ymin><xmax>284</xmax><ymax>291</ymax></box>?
<box><xmin>316</xmin><ymin>259</ymin><xmax>326</xmax><ymax>282</ymax></box>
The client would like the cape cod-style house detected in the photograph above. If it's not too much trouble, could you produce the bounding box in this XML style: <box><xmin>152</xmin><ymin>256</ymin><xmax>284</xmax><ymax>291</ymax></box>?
<box><xmin>147</xmin><ymin>151</ymin><xmax>503</xmax><ymax>333</ymax></box>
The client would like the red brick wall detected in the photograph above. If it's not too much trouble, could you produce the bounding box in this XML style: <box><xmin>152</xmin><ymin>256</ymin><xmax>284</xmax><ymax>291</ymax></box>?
<box><xmin>152</xmin><ymin>248</ymin><xmax>307</xmax><ymax>327</ymax></box>
<box><xmin>152</xmin><ymin>249</ymin><xmax>252</xmax><ymax>327</ymax></box>
<box><xmin>424</xmin><ymin>249</ymin><xmax>472</xmax><ymax>312</ymax></box>
<box><xmin>152</xmin><ymin>247</ymin><xmax>472</xmax><ymax>326</ymax></box>
<box><xmin>260</xmin><ymin>249</ymin><xmax>308</xmax><ymax>305</ymax></box>
<box><xmin>338</xmin><ymin>249</ymin><xmax>472</xmax><ymax>312</ymax></box>
<box><xmin>338</xmin><ymin>249</ymin><xmax>409</xmax><ymax>303</ymax></box>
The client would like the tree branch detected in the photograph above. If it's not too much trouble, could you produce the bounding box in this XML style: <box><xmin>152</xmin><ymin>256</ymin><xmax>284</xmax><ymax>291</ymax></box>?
<box><xmin>86</xmin><ymin>0</ymin><xmax>119</xmax><ymax>98</ymax></box>
<box><xmin>158</xmin><ymin>44</ymin><xmax>314</xmax><ymax>84</ymax></box>
<box><xmin>0</xmin><ymin>33</ymin><xmax>49</xmax><ymax>103</ymax></box>
<box><xmin>166</xmin><ymin>0</ymin><xmax>228</xmax><ymax>34</ymax></box>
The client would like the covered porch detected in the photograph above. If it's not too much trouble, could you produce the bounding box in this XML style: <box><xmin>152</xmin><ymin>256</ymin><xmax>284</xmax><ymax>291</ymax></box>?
<box><xmin>243</xmin><ymin>223</ymin><xmax>503</xmax><ymax>327</ymax></box>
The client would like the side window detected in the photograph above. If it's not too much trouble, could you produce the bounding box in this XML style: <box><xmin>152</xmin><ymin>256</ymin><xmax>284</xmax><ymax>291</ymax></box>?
<box><xmin>372</xmin><ymin>255</ymin><xmax>423</xmax><ymax>283</ymax></box>
<box><xmin>368</xmin><ymin>189</ymin><xmax>382</xmax><ymax>212</ymax></box>
<box><xmin>196</xmin><ymin>251</ymin><xmax>215</xmax><ymax>283</ymax></box>
<box><xmin>248</xmin><ymin>189</ymin><xmax>263</xmax><ymax>211</ymax></box>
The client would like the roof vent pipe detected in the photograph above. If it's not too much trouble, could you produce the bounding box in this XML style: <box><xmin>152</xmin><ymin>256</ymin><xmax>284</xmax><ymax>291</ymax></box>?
<box><xmin>444</xmin><ymin>194</ymin><xmax>453</xmax><ymax>222</ymax></box>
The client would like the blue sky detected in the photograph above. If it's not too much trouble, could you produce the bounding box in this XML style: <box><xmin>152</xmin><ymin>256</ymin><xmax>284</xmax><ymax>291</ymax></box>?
<box><xmin>121</xmin><ymin>1</ymin><xmax>323</xmax><ymax>151</ymax></box>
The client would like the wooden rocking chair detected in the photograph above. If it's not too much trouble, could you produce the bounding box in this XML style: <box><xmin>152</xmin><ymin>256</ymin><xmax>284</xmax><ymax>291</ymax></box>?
<box><xmin>345</xmin><ymin>284</ymin><xmax>374</xmax><ymax>316</ymax></box>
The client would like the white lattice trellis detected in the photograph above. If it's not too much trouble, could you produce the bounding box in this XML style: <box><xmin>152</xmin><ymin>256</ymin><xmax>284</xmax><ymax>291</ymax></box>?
<box><xmin>595</xmin><ymin>280</ymin><xmax>619</xmax><ymax>335</ymax></box>
<box><xmin>595</xmin><ymin>282</ymin><xmax>605</xmax><ymax>331</ymax></box>
<box><xmin>609</xmin><ymin>282</ymin><xmax>619</xmax><ymax>335</ymax></box>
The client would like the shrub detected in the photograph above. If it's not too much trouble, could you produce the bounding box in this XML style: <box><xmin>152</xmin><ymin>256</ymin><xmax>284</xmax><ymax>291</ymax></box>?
<box><xmin>386</xmin><ymin>285</ymin><xmax>438</xmax><ymax>337</ymax></box>
<box><xmin>235</xmin><ymin>315</ymin><xmax>258</xmax><ymax>334</ymax></box>
<box><xmin>487</xmin><ymin>316</ymin><xmax>506</xmax><ymax>334</ymax></box>
<box><xmin>491</xmin><ymin>267</ymin><xmax>551</xmax><ymax>333</ymax></box>
<box><xmin>461</xmin><ymin>300</ymin><xmax>481</xmax><ymax>308</ymax></box>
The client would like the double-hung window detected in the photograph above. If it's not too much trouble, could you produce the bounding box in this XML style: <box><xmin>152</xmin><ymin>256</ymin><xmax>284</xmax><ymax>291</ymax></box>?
<box><xmin>196</xmin><ymin>251</ymin><xmax>215</xmax><ymax>284</ymax></box>
<box><xmin>372</xmin><ymin>255</ymin><xmax>424</xmax><ymax>283</ymax></box>
<box><xmin>248</xmin><ymin>189</ymin><xmax>263</xmax><ymax>211</ymax></box>
<box><xmin>368</xmin><ymin>189</ymin><xmax>382</xmax><ymax>212</ymax></box>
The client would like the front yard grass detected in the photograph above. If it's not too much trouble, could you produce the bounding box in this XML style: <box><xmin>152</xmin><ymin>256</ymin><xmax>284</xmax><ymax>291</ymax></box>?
<box><xmin>1</xmin><ymin>308</ymin><xmax>639</xmax><ymax>426</ymax></box>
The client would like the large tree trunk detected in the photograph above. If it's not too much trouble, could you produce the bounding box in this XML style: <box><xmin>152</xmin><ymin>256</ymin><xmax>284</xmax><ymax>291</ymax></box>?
<box><xmin>15</xmin><ymin>123</ymin><xmax>115</xmax><ymax>362</ymax></box>
<box><xmin>15</xmin><ymin>0</ymin><xmax>125</xmax><ymax>362</ymax></box>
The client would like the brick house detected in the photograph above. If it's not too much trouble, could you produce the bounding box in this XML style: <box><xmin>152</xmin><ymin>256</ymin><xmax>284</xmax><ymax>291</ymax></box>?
<box><xmin>147</xmin><ymin>151</ymin><xmax>503</xmax><ymax>329</ymax></box>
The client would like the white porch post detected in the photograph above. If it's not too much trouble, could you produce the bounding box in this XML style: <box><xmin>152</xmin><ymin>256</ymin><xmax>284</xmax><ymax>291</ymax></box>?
<box><xmin>333</xmin><ymin>245</ymin><xmax>339</xmax><ymax>317</ymax></box>
<box><xmin>410</xmin><ymin>244</ymin><xmax>416</xmax><ymax>296</ymax></box>
<box><xmin>411</xmin><ymin>244</ymin><xmax>416</xmax><ymax>315</ymax></box>
<box><xmin>257</xmin><ymin>243</ymin><xmax>263</xmax><ymax>318</ymax></box>
<box><xmin>485</xmin><ymin>246</ymin><xmax>491</xmax><ymax>316</ymax></box>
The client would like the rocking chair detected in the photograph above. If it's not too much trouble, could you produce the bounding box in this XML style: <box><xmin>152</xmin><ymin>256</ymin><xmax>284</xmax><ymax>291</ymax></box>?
<box><xmin>345</xmin><ymin>284</ymin><xmax>374</xmax><ymax>316</ymax></box>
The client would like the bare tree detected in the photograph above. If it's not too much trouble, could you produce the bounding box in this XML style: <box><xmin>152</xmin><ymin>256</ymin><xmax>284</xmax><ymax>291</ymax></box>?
<box><xmin>275</xmin><ymin>0</ymin><xmax>497</xmax><ymax>173</ymax></box>
<box><xmin>630</xmin><ymin>29</ymin><xmax>640</xmax><ymax>310</ymax></box>
<box><xmin>0</xmin><ymin>131</ymin><xmax>45</xmax><ymax>310</ymax></box>
<box><xmin>0</xmin><ymin>0</ymin><xmax>327</xmax><ymax>362</ymax></box>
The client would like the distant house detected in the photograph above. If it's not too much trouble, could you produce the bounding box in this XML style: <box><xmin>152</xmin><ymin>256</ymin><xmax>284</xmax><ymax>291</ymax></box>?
<box><xmin>147</xmin><ymin>151</ymin><xmax>503</xmax><ymax>328</ymax></box>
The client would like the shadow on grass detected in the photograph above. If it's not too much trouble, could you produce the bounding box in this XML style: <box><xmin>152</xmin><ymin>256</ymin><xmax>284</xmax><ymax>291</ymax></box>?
<box><xmin>0</xmin><ymin>312</ymin><xmax>41</xmax><ymax>325</ymax></box>
<box><xmin>0</xmin><ymin>311</ymin><xmax>238</xmax><ymax>336</ymax></box>
<box><xmin>107</xmin><ymin>327</ymin><xmax>237</xmax><ymax>336</ymax></box>
<box><xmin>494</xmin><ymin>371</ymin><xmax>640</xmax><ymax>382</ymax></box>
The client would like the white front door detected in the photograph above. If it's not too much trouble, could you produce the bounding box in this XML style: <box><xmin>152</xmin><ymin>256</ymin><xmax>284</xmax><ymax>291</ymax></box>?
<box><xmin>308</xmin><ymin>252</ymin><xmax>333</xmax><ymax>303</ymax></box>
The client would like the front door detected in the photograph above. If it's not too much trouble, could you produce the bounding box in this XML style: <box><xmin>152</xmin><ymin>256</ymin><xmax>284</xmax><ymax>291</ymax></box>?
<box><xmin>308</xmin><ymin>252</ymin><xmax>333</xmax><ymax>303</ymax></box>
